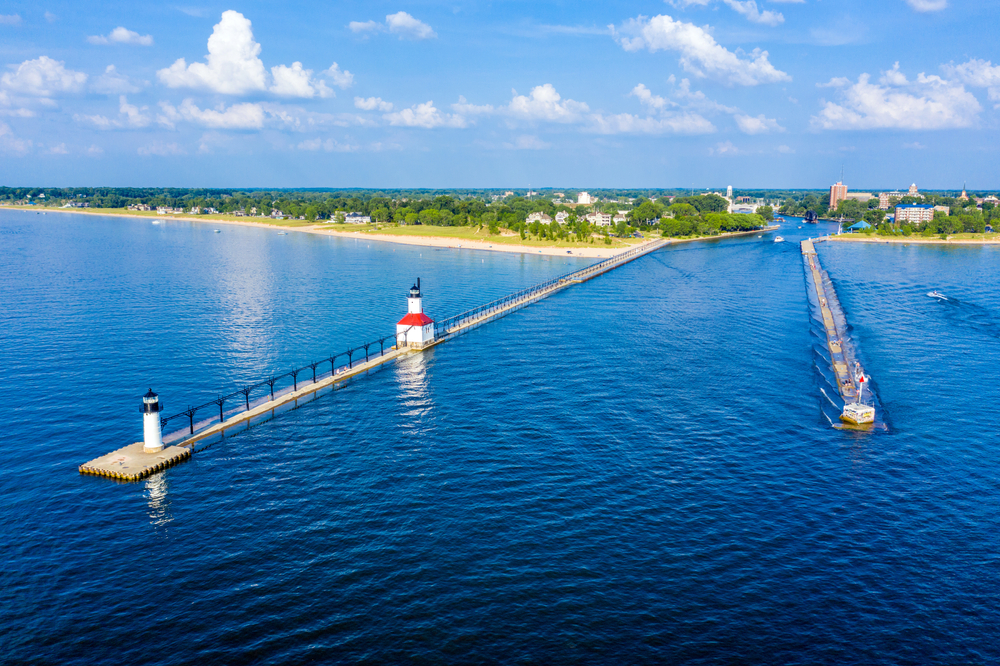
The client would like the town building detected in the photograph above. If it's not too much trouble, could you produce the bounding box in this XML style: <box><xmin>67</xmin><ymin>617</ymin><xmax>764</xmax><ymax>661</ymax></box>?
<box><xmin>878</xmin><ymin>191</ymin><xmax>908</xmax><ymax>210</ymax></box>
<box><xmin>829</xmin><ymin>181</ymin><xmax>848</xmax><ymax>209</ymax></box>
<box><xmin>895</xmin><ymin>204</ymin><xmax>935</xmax><ymax>224</ymax></box>
<box><xmin>344</xmin><ymin>213</ymin><xmax>371</xmax><ymax>224</ymax></box>
<box><xmin>613</xmin><ymin>214</ymin><xmax>628</xmax><ymax>224</ymax></box>
<box><xmin>586</xmin><ymin>212</ymin><xmax>612</xmax><ymax>226</ymax></box>
<box><xmin>525</xmin><ymin>212</ymin><xmax>552</xmax><ymax>224</ymax></box>
<box><xmin>845</xmin><ymin>193</ymin><xmax>873</xmax><ymax>202</ymax></box>
<box><xmin>576</xmin><ymin>192</ymin><xmax>593</xmax><ymax>205</ymax></box>
<box><xmin>555</xmin><ymin>211</ymin><xmax>569</xmax><ymax>224</ymax></box>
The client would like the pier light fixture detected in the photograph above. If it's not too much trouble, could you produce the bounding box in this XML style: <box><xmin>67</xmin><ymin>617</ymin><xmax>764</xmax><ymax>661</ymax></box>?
<box><xmin>142</xmin><ymin>388</ymin><xmax>164</xmax><ymax>453</ymax></box>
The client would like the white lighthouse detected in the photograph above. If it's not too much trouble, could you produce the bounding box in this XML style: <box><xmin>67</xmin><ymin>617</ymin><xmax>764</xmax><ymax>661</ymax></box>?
<box><xmin>396</xmin><ymin>278</ymin><xmax>435</xmax><ymax>349</ymax></box>
<box><xmin>142</xmin><ymin>388</ymin><xmax>164</xmax><ymax>453</ymax></box>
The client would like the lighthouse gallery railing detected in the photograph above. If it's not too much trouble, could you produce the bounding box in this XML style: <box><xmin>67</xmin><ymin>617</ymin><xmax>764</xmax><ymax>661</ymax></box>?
<box><xmin>156</xmin><ymin>240</ymin><xmax>662</xmax><ymax>443</ymax></box>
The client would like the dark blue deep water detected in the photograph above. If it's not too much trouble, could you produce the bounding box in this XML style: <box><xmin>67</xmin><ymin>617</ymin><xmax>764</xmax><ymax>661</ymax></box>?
<box><xmin>2</xmin><ymin>211</ymin><xmax>999</xmax><ymax>664</ymax></box>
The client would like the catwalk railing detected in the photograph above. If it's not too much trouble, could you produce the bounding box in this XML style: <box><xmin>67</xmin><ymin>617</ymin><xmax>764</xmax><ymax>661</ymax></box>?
<box><xmin>156</xmin><ymin>239</ymin><xmax>665</xmax><ymax>445</ymax></box>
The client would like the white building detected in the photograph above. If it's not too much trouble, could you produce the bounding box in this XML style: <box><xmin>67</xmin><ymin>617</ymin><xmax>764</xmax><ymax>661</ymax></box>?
<box><xmin>526</xmin><ymin>212</ymin><xmax>552</xmax><ymax>224</ymax></box>
<box><xmin>895</xmin><ymin>204</ymin><xmax>934</xmax><ymax>224</ymax></box>
<box><xmin>613</xmin><ymin>214</ymin><xmax>628</xmax><ymax>224</ymax></box>
<box><xmin>396</xmin><ymin>279</ymin><xmax>435</xmax><ymax>349</ymax></box>
<box><xmin>344</xmin><ymin>213</ymin><xmax>371</xmax><ymax>224</ymax></box>
<box><xmin>555</xmin><ymin>211</ymin><xmax>570</xmax><ymax>224</ymax></box>
<box><xmin>577</xmin><ymin>191</ymin><xmax>593</xmax><ymax>205</ymax></box>
<box><xmin>586</xmin><ymin>212</ymin><xmax>612</xmax><ymax>226</ymax></box>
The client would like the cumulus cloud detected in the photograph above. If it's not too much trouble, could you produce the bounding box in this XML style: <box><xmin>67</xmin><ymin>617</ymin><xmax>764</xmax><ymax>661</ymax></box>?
<box><xmin>776</xmin><ymin>144</ymin><xmax>794</xmax><ymax>154</ymax></box>
<box><xmin>138</xmin><ymin>141</ymin><xmax>185</xmax><ymax>156</ymax></box>
<box><xmin>325</xmin><ymin>63</ymin><xmax>354</xmax><ymax>89</ymax></box>
<box><xmin>87</xmin><ymin>27</ymin><xmax>154</xmax><ymax>46</ymax></box>
<box><xmin>46</xmin><ymin>143</ymin><xmax>69</xmax><ymax>154</ymax></box>
<box><xmin>612</xmin><ymin>14</ymin><xmax>790</xmax><ymax>86</ymax></box>
<box><xmin>270</xmin><ymin>62</ymin><xmax>332</xmax><ymax>98</ymax></box>
<box><xmin>451</xmin><ymin>95</ymin><xmax>494</xmax><ymax>115</ymax></box>
<box><xmin>91</xmin><ymin>65</ymin><xmax>144</xmax><ymax>94</ymax></box>
<box><xmin>0</xmin><ymin>13</ymin><xmax>22</xmax><ymax>25</ymax></box>
<box><xmin>709</xmin><ymin>140</ymin><xmax>741</xmax><ymax>155</ymax></box>
<box><xmin>504</xmin><ymin>135</ymin><xmax>551</xmax><ymax>150</ymax></box>
<box><xmin>355</xmin><ymin>96</ymin><xmax>394</xmax><ymax>111</ymax></box>
<box><xmin>384</xmin><ymin>101</ymin><xmax>466</xmax><ymax>128</ymax></box>
<box><xmin>906</xmin><ymin>0</ymin><xmax>947</xmax><ymax>11</ymax></box>
<box><xmin>75</xmin><ymin>95</ymin><xmax>151</xmax><ymax>129</ymax></box>
<box><xmin>631</xmin><ymin>83</ymin><xmax>675</xmax><ymax>112</ymax></box>
<box><xmin>0</xmin><ymin>120</ymin><xmax>31</xmax><ymax>155</ymax></box>
<box><xmin>0</xmin><ymin>56</ymin><xmax>87</xmax><ymax>96</ymax></box>
<box><xmin>158</xmin><ymin>99</ymin><xmax>265</xmax><ymax>129</ymax></box>
<box><xmin>722</xmin><ymin>0</ymin><xmax>784</xmax><ymax>26</ymax></box>
<box><xmin>349</xmin><ymin>12</ymin><xmax>436</xmax><ymax>39</ymax></box>
<box><xmin>735</xmin><ymin>113</ymin><xmax>784</xmax><ymax>134</ymax></box>
<box><xmin>158</xmin><ymin>11</ymin><xmax>266</xmax><ymax>94</ymax></box>
<box><xmin>508</xmin><ymin>84</ymin><xmax>589</xmax><ymax>122</ymax></box>
<box><xmin>812</xmin><ymin>64</ymin><xmax>980</xmax><ymax>130</ymax></box>
<box><xmin>942</xmin><ymin>58</ymin><xmax>1000</xmax><ymax>107</ymax></box>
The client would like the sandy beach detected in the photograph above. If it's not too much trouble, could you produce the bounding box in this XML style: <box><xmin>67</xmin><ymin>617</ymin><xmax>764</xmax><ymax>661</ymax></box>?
<box><xmin>7</xmin><ymin>206</ymin><xmax>777</xmax><ymax>257</ymax></box>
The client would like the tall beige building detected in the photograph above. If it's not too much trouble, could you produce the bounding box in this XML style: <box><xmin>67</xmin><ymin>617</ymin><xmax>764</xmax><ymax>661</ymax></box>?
<box><xmin>829</xmin><ymin>181</ymin><xmax>848</xmax><ymax>209</ymax></box>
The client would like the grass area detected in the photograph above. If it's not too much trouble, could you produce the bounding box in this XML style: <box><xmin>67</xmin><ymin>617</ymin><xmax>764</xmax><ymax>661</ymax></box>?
<box><xmin>356</xmin><ymin>224</ymin><xmax>641</xmax><ymax>248</ymax></box>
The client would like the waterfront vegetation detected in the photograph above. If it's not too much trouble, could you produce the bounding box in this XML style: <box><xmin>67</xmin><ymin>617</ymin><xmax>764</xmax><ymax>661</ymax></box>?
<box><xmin>1</xmin><ymin>188</ymin><xmax>773</xmax><ymax>245</ymax></box>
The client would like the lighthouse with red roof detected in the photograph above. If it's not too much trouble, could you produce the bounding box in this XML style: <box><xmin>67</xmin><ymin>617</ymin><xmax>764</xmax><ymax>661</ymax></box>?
<box><xmin>397</xmin><ymin>278</ymin><xmax>435</xmax><ymax>348</ymax></box>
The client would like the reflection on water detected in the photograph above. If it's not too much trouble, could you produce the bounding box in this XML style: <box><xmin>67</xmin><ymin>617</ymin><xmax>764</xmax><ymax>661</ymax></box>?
<box><xmin>144</xmin><ymin>472</ymin><xmax>172</xmax><ymax>527</ymax></box>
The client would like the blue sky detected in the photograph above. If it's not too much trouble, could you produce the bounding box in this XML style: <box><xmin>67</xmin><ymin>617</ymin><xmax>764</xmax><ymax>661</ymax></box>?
<box><xmin>1</xmin><ymin>0</ymin><xmax>998</xmax><ymax>189</ymax></box>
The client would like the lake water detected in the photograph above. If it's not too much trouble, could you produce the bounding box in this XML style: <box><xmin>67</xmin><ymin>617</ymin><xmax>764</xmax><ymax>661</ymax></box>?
<box><xmin>2</xmin><ymin>210</ymin><xmax>999</xmax><ymax>664</ymax></box>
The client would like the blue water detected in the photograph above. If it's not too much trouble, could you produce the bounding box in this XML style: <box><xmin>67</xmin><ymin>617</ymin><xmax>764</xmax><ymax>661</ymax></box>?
<box><xmin>2</xmin><ymin>211</ymin><xmax>999</xmax><ymax>664</ymax></box>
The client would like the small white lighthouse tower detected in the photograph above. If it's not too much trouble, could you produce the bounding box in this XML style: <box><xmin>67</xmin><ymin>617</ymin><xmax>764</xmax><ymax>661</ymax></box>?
<box><xmin>396</xmin><ymin>278</ymin><xmax>435</xmax><ymax>349</ymax></box>
<box><xmin>142</xmin><ymin>388</ymin><xmax>164</xmax><ymax>453</ymax></box>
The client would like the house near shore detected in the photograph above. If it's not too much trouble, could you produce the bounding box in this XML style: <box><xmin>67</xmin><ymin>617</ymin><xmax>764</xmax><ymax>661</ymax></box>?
<box><xmin>526</xmin><ymin>212</ymin><xmax>552</xmax><ymax>224</ymax></box>
<box><xmin>555</xmin><ymin>211</ymin><xmax>570</xmax><ymax>224</ymax></box>
<box><xmin>344</xmin><ymin>213</ymin><xmax>371</xmax><ymax>224</ymax></box>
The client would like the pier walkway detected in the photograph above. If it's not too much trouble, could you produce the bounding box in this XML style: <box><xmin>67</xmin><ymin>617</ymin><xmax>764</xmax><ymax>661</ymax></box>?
<box><xmin>81</xmin><ymin>238</ymin><xmax>668</xmax><ymax>481</ymax></box>
<box><xmin>801</xmin><ymin>240</ymin><xmax>858</xmax><ymax>402</ymax></box>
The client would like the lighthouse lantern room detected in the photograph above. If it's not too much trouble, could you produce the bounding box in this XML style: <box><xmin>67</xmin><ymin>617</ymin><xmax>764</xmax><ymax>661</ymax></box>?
<box><xmin>396</xmin><ymin>278</ymin><xmax>435</xmax><ymax>349</ymax></box>
<box><xmin>142</xmin><ymin>388</ymin><xmax>164</xmax><ymax>453</ymax></box>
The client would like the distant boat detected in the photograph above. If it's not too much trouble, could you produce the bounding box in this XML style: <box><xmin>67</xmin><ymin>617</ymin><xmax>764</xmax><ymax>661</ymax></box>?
<box><xmin>841</xmin><ymin>365</ymin><xmax>875</xmax><ymax>426</ymax></box>
<box><xmin>214</xmin><ymin>229</ymin><xmax>221</xmax><ymax>233</ymax></box>
<box><xmin>774</xmin><ymin>236</ymin><xmax>785</xmax><ymax>243</ymax></box>
<box><xmin>804</xmin><ymin>211</ymin><xmax>819</xmax><ymax>223</ymax></box>
<box><xmin>152</xmin><ymin>220</ymin><xmax>160</xmax><ymax>225</ymax></box>
<box><xmin>927</xmin><ymin>291</ymin><xmax>947</xmax><ymax>300</ymax></box>
<box><xmin>277</xmin><ymin>231</ymin><xmax>287</xmax><ymax>235</ymax></box>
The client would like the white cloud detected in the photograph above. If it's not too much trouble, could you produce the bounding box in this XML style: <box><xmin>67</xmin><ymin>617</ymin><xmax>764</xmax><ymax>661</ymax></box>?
<box><xmin>903</xmin><ymin>141</ymin><xmax>926</xmax><ymax>149</ymax></box>
<box><xmin>735</xmin><ymin>113</ymin><xmax>784</xmax><ymax>134</ymax></box>
<box><xmin>297</xmin><ymin>137</ymin><xmax>359</xmax><ymax>152</ymax></box>
<box><xmin>0</xmin><ymin>120</ymin><xmax>31</xmax><ymax>154</ymax></box>
<box><xmin>325</xmin><ymin>63</ymin><xmax>354</xmax><ymax>89</ymax></box>
<box><xmin>0</xmin><ymin>90</ymin><xmax>34</xmax><ymax>117</ymax></box>
<box><xmin>87</xmin><ymin>144</ymin><xmax>103</xmax><ymax>155</ymax></box>
<box><xmin>451</xmin><ymin>95</ymin><xmax>494</xmax><ymax>115</ymax></box>
<box><xmin>76</xmin><ymin>95</ymin><xmax>151</xmax><ymax>129</ymax></box>
<box><xmin>87</xmin><ymin>27</ymin><xmax>154</xmax><ymax>46</ymax></box>
<box><xmin>0</xmin><ymin>56</ymin><xmax>87</xmax><ymax>96</ymax></box>
<box><xmin>0</xmin><ymin>14</ymin><xmax>22</xmax><ymax>26</ymax></box>
<box><xmin>671</xmin><ymin>77</ymin><xmax>740</xmax><ymax>113</ymax></box>
<box><xmin>812</xmin><ymin>65</ymin><xmax>981</xmax><ymax>130</ymax></box>
<box><xmin>157</xmin><ymin>10</ymin><xmax>267</xmax><ymax>94</ymax></box>
<box><xmin>709</xmin><ymin>140</ymin><xmax>741</xmax><ymax>155</ymax></box>
<box><xmin>384</xmin><ymin>101</ymin><xmax>466</xmax><ymax>128</ymax></box>
<box><xmin>91</xmin><ymin>65</ymin><xmax>143</xmax><ymax>94</ymax></box>
<box><xmin>158</xmin><ymin>99</ymin><xmax>265</xmax><ymax>129</ymax></box>
<box><xmin>349</xmin><ymin>12</ymin><xmax>436</xmax><ymax>40</ymax></box>
<box><xmin>270</xmin><ymin>62</ymin><xmax>332</xmax><ymax>98</ymax></box>
<box><xmin>776</xmin><ymin>144</ymin><xmax>794</xmax><ymax>153</ymax></box>
<box><xmin>504</xmin><ymin>135</ymin><xmax>551</xmax><ymax>150</ymax></box>
<box><xmin>612</xmin><ymin>14</ymin><xmax>790</xmax><ymax>86</ymax></box>
<box><xmin>588</xmin><ymin>111</ymin><xmax>715</xmax><ymax>134</ymax></box>
<box><xmin>138</xmin><ymin>141</ymin><xmax>185</xmax><ymax>156</ymax></box>
<box><xmin>508</xmin><ymin>84</ymin><xmax>589</xmax><ymax>122</ymax></box>
<box><xmin>45</xmin><ymin>12</ymin><xmax>57</xmax><ymax>23</ymax></box>
<box><xmin>631</xmin><ymin>83</ymin><xmax>675</xmax><ymax>112</ymax></box>
<box><xmin>906</xmin><ymin>0</ymin><xmax>947</xmax><ymax>11</ymax></box>
<box><xmin>349</xmin><ymin>20</ymin><xmax>382</xmax><ymax>35</ymax></box>
<box><xmin>386</xmin><ymin>12</ymin><xmax>436</xmax><ymax>39</ymax></box>
<box><xmin>46</xmin><ymin>143</ymin><xmax>68</xmax><ymax>154</ymax></box>
<box><xmin>942</xmin><ymin>58</ymin><xmax>1000</xmax><ymax>108</ymax></box>
<box><xmin>355</xmin><ymin>96</ymin><xmax>394</xmax><ymax>111</ymax></box>
<box><xmin>722</xmin><ymin>0</ymin><xmax>784</xmax><ymax>26</ymax></box>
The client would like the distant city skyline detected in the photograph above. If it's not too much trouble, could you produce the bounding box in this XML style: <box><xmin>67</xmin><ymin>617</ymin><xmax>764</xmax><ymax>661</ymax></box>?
<box><xmin>1</xmin><ymin>1</ymin><xmax>999</xmax><ymax>187</ymax></box>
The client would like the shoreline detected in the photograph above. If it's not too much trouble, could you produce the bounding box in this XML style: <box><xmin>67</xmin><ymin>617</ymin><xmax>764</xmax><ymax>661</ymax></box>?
<box><xmin>4</xmin><ymin>205</ymin><xmax>776</xmax><ymax>257</ymax></box>
<box><xmin>823</xmin><ymin>234</ymin><xmax>1000</xmax><ymax>246</ymax></box>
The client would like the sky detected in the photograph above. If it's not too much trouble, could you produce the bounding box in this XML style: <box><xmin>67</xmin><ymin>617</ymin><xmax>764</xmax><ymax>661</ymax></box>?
<box><xmin>1</xmin><ymin>0</ymin><xmax>998</xmax><ymax>189</ymax></box>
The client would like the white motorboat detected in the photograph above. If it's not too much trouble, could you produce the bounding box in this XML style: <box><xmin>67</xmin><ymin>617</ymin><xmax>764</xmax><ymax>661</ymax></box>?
<box><xmin>927</xmin><ymin>291</ymin><xmax>947</xmax><ymax>300</ymax></box>
<box><xmin>774</xmin><ymin>236</ymin><xmax>784</xmax><ymax>243</ymax></box>
<box><xmin>841</xmin><ymin>364</ymin><xmax>875</xmax><ymax>426</ymax></box>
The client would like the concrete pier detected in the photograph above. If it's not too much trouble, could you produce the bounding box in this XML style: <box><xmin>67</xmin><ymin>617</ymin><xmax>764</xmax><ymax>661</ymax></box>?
<box><xmin>801</xmin><ymin>240</ymin><xmax>859</xmax><ymax>401</ymax></box>
<box><xmin>81</xmin><ymin>238</ymin><xmax>668</xmax><ymax>480</ymax></box>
